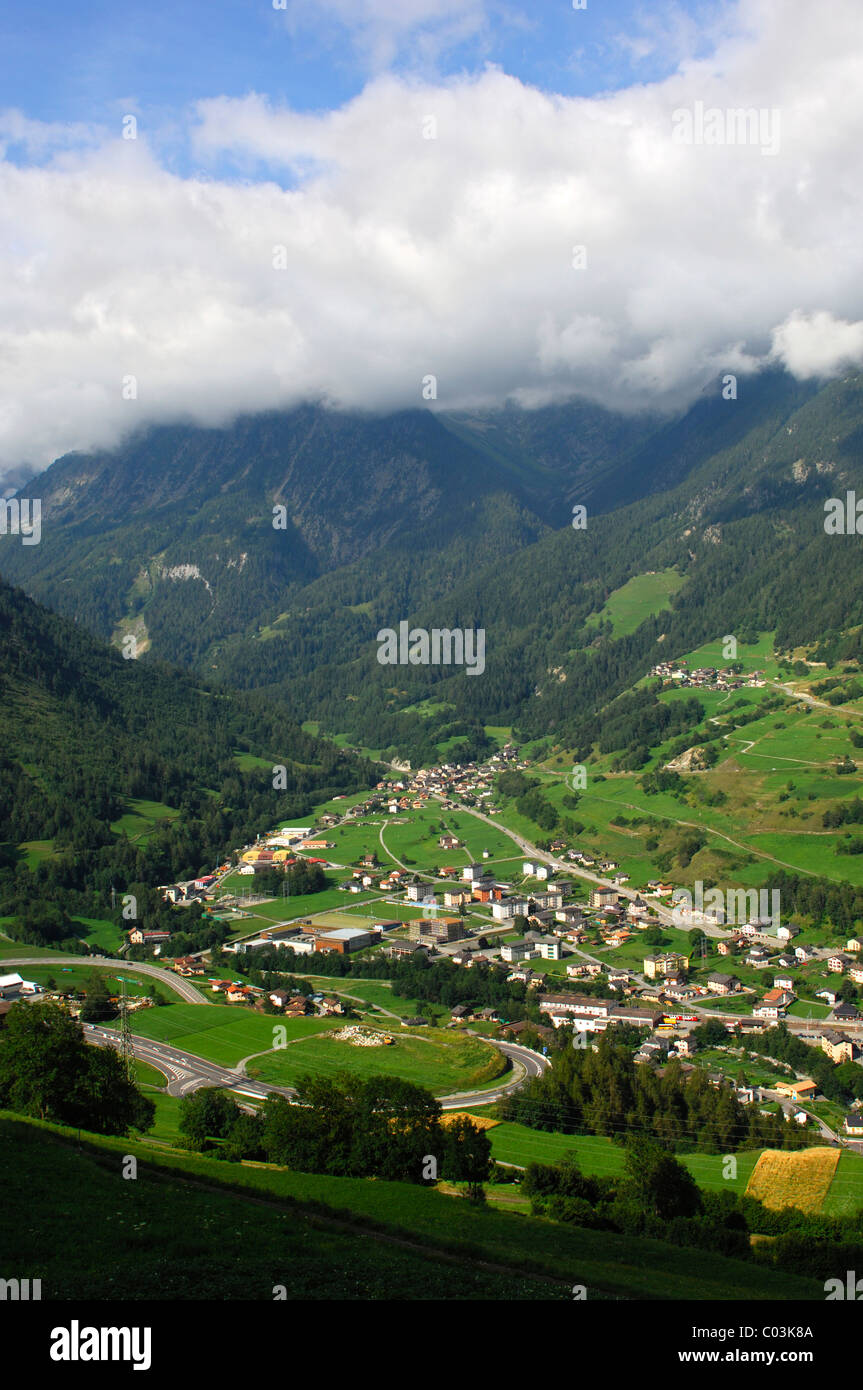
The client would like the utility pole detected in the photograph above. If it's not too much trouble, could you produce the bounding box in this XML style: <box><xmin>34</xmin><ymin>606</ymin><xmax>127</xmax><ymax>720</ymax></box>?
<box><xmin>119</xmin><ymin>977</ymin><xmax>134</xmax><ymax>1083</ymax></box>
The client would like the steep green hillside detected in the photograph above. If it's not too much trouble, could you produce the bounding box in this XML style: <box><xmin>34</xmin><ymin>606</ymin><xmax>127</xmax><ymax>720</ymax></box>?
<box><xmin>0</xmin><ymin>1114</ymin><xmax>826</xmax><ymax>1301</ymax></box>
<box><xmin>0</xmin><ymin>577</ymin><xmax>376</xmax><ymax>924</ymax></box>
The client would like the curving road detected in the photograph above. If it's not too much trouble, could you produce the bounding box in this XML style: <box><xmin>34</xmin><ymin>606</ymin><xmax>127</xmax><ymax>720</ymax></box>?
<box><xmin>1</xmin><ymin>954</ymin><xmax>208</xmax><ymax>1004</ymax></box>
<box><xmin>83</xmin><ymin>1026</ymin><xmax>548</xmax><ymax>1109</ymax></box>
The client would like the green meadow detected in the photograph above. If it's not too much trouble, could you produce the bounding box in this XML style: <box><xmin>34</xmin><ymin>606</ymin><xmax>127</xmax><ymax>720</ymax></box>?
<box><xmin>25</xmin><ymin>964</ymin><xmax>178</xmax><ymax>1003</ymax></box>
<box><xmin>0</xmin><ymin>1115</ymin><xmax>565</xmax><ymax>1301</ymax></box>
<box><xmin>17</xmin><ymin>840</ymin><xmax>56</xmax><ymax>869</ymax></box>
<box><xmin>587</xmin><ymin>569</ymin><xmax>686</xmax><ymax>637</ymax></box>
<box><xmin>109</xmin><ymin>1002</ymin><xmax>339</xmax><ymax>1067</ymax></box>
<box><xmin>251</xmin><ymin>1025</ymin><xmax>505</xmax><ymax>1095</ymax></box>
<box><xmin>2</xmin><ymin>1114</ymin><xmax>827</xmax><ymax>1301</ymax></box>
<box><xmin>109</xmin><ymin>797</ymin><xmax>180</xmax><ymax>843</ymax></box>
<box><xmin>483</xmin><ymin>1122</ymin><xmax>763</xmax><ymax>1193</ymax></box>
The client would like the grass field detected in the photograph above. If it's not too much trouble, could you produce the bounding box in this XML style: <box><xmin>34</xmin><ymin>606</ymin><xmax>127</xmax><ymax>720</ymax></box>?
<box><xmin>17</xmin><ymin>839</ymin><xmax>56</xmax><ymax>868</ymax></box>
<box><xmin>745</xmin><ymin>1147</ymin><xmax>841</xmax><ymax>1213</ymax></box>
<box><xmin>111</xmin><ymin>1002</ymin><xmax>339</xmax><ymax>1066</ymax></box>
<box><xmin>23</xmin><ymin>964</ymin><xmax>178</xmax><ymax>1003</ymax></box>
<box><xmin>0</xmin><ymin>939</ymin><xmax>69</xmax><ymax>960</ymax></box>
<box><xmin>321</xmin><ymin>807</ymin><xmax>521</xmax><ymax>879</ymax></box>
<box><xmin>0</xmin><ymin>1115</ymin><xmax>563</xmax><ymax>1301</ymax></box>
<box><xmin>0</xmin><ymin>1113</ymin><xmax>827</xmax><ymax>1301</ymax></box>
<box><xmin>133</xmin><ymin>1058</ymin><xmax>168</xmax><ymax>1088</ymax></box>
<box><xmin>586</xmin><ymin>569</ymin><xmax>686</xmax><ymax>637</ymax></box>
<box><xmin>220</xmin><ymin>880</ymin><xmax>373</xmax><ymax>925</ymax></box>
<box><xmin>251</xmin><ymin>1025</ymin><xmax>505</xmax><ymax>1095</ymax></box>
<box><xmin>481</xmin><ymin>1123</ymin><xmax>761</xmax><ymax>1192</ymax></box>
<box><xmin>70</xmin><ymin>916</ymin><xmax>127</xmax><ymax>952</ymax></box>
<box><xmin>294</xmin><ymin>976</ymin><xmax>442</xmax><ymax>1020</ymax></box>
<box><xmin>109</xmin><ymin>797</ymin><xmax>180</xmax><ymax>844</ymax></box>
<box><xmin>822</xmin><ymin>1149</ymin><xmax>863</xmax><ymax>1217</ymax></box>
<box><xmin>481</xmin><ymin>630</ymin><xmax>863</xmax><ymax>898</ymax></box>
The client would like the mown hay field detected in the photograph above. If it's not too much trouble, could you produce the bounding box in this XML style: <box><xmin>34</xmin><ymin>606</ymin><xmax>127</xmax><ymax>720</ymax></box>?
<box><xmin>745</xmin><ymin>1147</ymin><xmax>840</xmax><ymax>1214</ymax></box>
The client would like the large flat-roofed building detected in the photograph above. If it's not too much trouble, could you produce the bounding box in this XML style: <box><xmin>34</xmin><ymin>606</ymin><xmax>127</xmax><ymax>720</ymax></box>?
<box><xmin>314</xmin><ymin>926</ymin><xmax>375</xmax><ymax>954</ymax></box>
<box><xmin>0</xmin><ymin>973</ymin><xmax>41</xmax><ymax>1000</ymax></box>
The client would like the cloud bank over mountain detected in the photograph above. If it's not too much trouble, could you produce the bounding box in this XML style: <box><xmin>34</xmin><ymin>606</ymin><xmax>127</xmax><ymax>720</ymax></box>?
<box><xmin>1</xmin><ymin>0</ymin><xmax>862</xmax><ymax>483</ymax></box>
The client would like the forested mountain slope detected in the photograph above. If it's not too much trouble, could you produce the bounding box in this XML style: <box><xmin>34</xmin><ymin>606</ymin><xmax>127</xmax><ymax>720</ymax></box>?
<box><xmin>3</xmin><ymin>372</ymin><xmax>863</xmax><ymax>763</ymax></box>
<box><xmin>0</xmin><ymin>577</ymin><xmax>376</xmax><ymax>893</ymax></box>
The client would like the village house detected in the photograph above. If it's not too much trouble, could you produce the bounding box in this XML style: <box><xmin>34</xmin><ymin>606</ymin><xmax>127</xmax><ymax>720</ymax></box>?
<box><xmin>828</xmin><ymin>952</ymin><xmax>852</xmax><ymax>974</ymax></box>
<box><xmin>523</xmin><ymin>931</ymin><xmax>563</xmax><ymax>961</ymax></box>
<box><xmin>173</xmin><ymin>956</ymin><xmax>205</xmax><ymax>976</ymax></box>
<box><xmin>753</xmin><ymin>1000</ymin><xmax>786</xmax><ymax>1020</ymax></box>
<box><xmin>127</xmin><ymin>927</ymin><xmax>171</xmax><ymax>947</ymax></box>
<box><xmin>820</xmin><ymin>1030</ymin><xmax>858</xmax><ymax>1064</ymax></box>
<box><xmin>506</xmin><ymin>967</ymin><xmax>546</xmax><ymax>988</ymax></box>
<box><xmin>706</xmin><ymin>972</ymin><xmax>739</xmax><ymax>996</ymax></box>
<box><xmin>776</xmin><ymin>924</ymin><xmax>800</xmax><ymax>942</ymax></box>
<box><xmin>566</xmin><ymin>961</ymin><xmax>602</xmax><ymax>979</ymax></box>
<box><xmin>443</xmin><ymin>887</ymin><xmax>472</xmax><ymax>908</ymax></box>
<box><xmin>226</xmin><ymin>983</ymin><xmax>254</xmax><ymax>1004</ymax></box>
<box><xmin>500</xmin><ymin>940</ymin><xmax>533</xmax><ymax>964</ymax></box>
<box><xmin>643</xmin><ymin>952</ymin><xmax>686</xmax><ymax>980</ymax></box>
<box><xmin>383</xmin><ymin>940</ymin><xmax>429</xmax><ymax>960</ymax></box>
<box><xmin>745</xmin><ymin>945</ymin><xmax>771</xmax><ymax>968</ymax></box>
<box><xmin>775</xmin><ymin>1079</ymin><xmax>818</xmax><ymax>1101</ymax></box>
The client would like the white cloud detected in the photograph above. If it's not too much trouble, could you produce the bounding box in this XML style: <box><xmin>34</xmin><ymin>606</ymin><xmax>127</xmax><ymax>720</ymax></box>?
<box><xmin>2</xmin><ymin>0</ymin><xmax>863</xmax><ymax>483</ymax></box>
<box><xmin>770</xmin><ymin>311</ymin><xmax>863</xmax><ymax>379</ymax></box>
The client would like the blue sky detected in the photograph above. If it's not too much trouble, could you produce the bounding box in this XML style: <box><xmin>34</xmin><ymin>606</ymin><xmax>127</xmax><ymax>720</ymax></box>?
<box><xmin>0</xmin><ymin>0</ymin><xmax>719</xmax><ymax>136</ymax></box>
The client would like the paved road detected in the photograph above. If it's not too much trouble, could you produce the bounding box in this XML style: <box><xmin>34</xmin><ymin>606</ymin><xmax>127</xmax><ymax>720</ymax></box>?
<box><xmin>449</xmin><ymin>801</ymin><xmax>685</xmax><ymax>930</ymax></box>
<box><xmin>1</xmin><ymin>955</ymin><xmax>208</xmax><ymax>1004</ymax></box>
<box><xmin>83</xmin><ymin>1026</ymin><xmax>548</xmax><ymax>1109</ymax></box>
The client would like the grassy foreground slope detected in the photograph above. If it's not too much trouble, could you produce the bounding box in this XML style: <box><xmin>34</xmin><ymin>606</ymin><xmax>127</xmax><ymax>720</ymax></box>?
<box><xmin>0</xmin><ymin>1115</ymin><xmax>825</xmax><ymax>1301</ymax></box>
